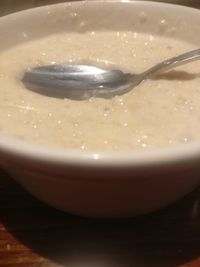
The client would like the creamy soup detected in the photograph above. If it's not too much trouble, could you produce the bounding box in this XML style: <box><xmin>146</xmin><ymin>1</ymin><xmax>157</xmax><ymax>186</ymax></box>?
<box><xmin>0</xmin><ymin>30</ymin><xmax>199</xmax><ymax>151</ymax></box>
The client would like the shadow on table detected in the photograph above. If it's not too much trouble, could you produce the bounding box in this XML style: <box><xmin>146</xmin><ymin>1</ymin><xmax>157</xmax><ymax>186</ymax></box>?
<box><xmin>0</xmin><ymin>172</ymin><xmax>200</xmax><ymax>267</ymax></box>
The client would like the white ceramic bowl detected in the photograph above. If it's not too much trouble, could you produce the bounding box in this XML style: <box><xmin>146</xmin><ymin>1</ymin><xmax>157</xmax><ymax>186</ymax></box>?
<box><xmin>0</xmin><ymin>0</ymin><xmax>200</xmax><ymax>218</ymax></box>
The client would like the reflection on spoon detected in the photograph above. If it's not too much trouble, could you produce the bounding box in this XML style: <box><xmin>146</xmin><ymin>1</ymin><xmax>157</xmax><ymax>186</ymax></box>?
<box><xmin>22</xmin><ymin>48</ymin><xmax>200</xmax><ymax>100</ymax></box>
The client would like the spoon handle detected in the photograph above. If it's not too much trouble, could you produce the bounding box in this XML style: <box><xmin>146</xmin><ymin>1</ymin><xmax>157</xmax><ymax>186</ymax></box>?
<box><xmin>141</xmin><ymin>48</ymin><xmax>200</xmax><ymax>79</ymax></box>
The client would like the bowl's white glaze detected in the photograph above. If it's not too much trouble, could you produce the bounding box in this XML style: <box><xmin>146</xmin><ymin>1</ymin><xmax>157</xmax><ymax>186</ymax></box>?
<box><xmin>0</xmin><ymin>1</ymin><xmax>200</xmax><ymax>218</ymax></box>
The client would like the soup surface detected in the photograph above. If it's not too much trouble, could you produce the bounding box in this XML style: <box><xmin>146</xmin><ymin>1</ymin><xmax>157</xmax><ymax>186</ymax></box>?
<box><xmin>0</xmin><ymin>30</ymin><xmax>199</xmax><ymax>151</ymax></box>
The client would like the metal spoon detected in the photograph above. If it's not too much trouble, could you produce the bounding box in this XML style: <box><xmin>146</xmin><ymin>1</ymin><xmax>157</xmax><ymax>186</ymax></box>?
<box><xmin>22</xmin><ymin>48</ymin><xmax>200</xmax><ymax>100</ymax></box>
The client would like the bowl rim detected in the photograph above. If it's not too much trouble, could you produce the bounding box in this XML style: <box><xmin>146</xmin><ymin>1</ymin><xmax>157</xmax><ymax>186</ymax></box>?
<box><xmin>1</xmin><ymin>0</ymin><xmax>200</xmax><ymax>170</ymax></box>
<box><xmin>1</xmin><ymin>134</ymin><xmax>200</xmax><ymax>169</ymax></box>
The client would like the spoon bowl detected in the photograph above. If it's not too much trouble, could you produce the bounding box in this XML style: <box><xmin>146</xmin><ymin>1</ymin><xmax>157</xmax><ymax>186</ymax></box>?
<box><xmin>23</xmin><ymin>65</ymin><xmax>133</xmax><ymax>99</ymax></box>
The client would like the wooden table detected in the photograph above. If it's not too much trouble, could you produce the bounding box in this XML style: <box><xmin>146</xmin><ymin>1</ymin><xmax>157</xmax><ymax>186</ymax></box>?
<box><xmin>0</xmin><ymin>1</ymin><xmax>200</xmax><ymax>266</ymax></box>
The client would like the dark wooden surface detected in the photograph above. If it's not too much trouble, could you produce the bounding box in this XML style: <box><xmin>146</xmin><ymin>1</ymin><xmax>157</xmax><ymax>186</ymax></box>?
<box><xmin>0</xmin><ymin>171</ymin><xmax>200</xmax><ymax>267</ymax></box>
<box><xmin>0</xmin><ymin>1</ymin><xmax>200</xmax><ymax>266</ymax></box>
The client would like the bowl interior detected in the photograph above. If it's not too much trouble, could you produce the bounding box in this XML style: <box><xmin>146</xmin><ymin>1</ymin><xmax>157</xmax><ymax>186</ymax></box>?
<box><xmin>0</xmin><ymin>1</ymin><xmax>200</xmax><ymax>169</ymax></box>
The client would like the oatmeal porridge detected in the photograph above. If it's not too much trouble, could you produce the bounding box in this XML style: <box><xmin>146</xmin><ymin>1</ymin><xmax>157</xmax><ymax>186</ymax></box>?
<box><xmin>0</xmin><ymin>30</ymin><xmax>199</xmax><ymax>151</ymax></box>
